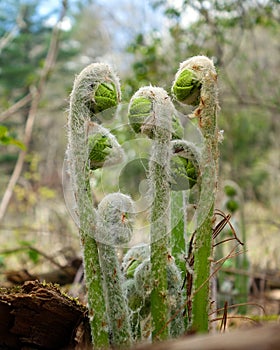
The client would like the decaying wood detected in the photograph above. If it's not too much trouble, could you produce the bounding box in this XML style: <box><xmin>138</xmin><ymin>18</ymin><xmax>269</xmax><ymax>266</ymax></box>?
<box><xmin>135</xmin><ymin>323</ymin><xmax>280</xmax><ymax>350</ymax></box>
<box><xmin>0</xmin><ymin>280</ymin><xmax>91</xmax><ymax>349</ymax></box>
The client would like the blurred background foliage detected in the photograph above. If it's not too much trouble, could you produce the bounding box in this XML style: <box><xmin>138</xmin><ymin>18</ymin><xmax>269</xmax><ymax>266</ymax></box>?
<box><xmin>0</xmin><ymin>0</ymin><xmax>279</xmax><ymax>280</ymax></box>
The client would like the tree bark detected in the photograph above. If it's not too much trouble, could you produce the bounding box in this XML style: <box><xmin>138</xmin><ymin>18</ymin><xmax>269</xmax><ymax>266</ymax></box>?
<box><xmin>0</xmin><ymin>280</ymin><xmax>91</xmax><ymax>349</ymax></box>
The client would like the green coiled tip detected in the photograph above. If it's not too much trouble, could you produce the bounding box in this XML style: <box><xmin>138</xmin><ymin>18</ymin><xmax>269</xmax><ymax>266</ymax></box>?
<box><xmin>224</xmin><ymin>184</ymin><xmax>238</xmax><ymax>197</ymax></box>
<box><xmin>97</xmin><ymin>193</ymin><xmax>135</xmax><ymax>245</ymax></box>
<box><xmin>170</xmin><ymin>155</ymin><xmax>198</xmax><ymax>191</ymax></box>
<box><xmin>88</xmin><ymin>133</ymin><xmax>112</xmax><ymax>170</ymax></box>
<box><xmin>128</xmin><ymin>97</ymin><xmax>152</xmax><ymax>134</ymax></box>
<box><xmin>91</xmin><ymin>82</ymin><xmax>118</xmax><ymax>114</ymax></box>
<box><xmin>172</xmin><ymin>68</ymin><xmax>201</xmax><ymax>105</ymax></box>
<box><xmin>122</xmin><ymin>244</ymin><xmax>149</xmax><ymax>276</ymax></box>
<box><xmin>126</xmin><ymin>260</ymin><xmax>142</xmax><ymax>279</ymax></box>
<box><xmin>224</xmin><ymin>184</ymin><xmax>240</xmax><ymax>213</ymax></box>
<box><xmin>225</xmin><ymin>199</ymin><xmax>239</xmax><ymax>213</ymax></box>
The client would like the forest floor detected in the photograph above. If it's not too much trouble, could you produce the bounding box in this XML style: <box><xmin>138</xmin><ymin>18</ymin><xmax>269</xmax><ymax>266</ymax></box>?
<box><xmin>0</xmin><ymin>261</ymin><xmax>279</xmax><ymax>349</ymax></box>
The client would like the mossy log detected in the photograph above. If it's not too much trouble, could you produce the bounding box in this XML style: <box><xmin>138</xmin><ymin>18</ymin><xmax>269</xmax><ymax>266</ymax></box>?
<box><xmin>0</xmin><ymin>280</ymin><xmax>91</xmax><ymax>349</ymax></box>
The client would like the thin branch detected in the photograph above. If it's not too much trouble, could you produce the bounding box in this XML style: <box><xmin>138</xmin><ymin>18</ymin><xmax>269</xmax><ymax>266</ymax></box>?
<box><xmin>0</xmin><ymin>245</ymin><xmax>67</xmax><ymax>272</ymax></box>
<box><xmin>0</xmin><ymin>10</ymin><xmax>26</xmax><ymax>53</ymax></box>
<box><xmin>209</xmin><ymin>302</ymin><xmax>266</xmax><ymax>317</ymax></box>
<box><xmin>0</xmin><ymin>26</ymin><xmax>18</xmax><ymax>53</ymax></box>
<box><xmin>211</xmin><ymin>315</ymin><xmax>260</xmax><ymax>325</ymax></box>
<box><xmin>0</xmin><ymin>0</ymin><xmax>68</xmax><ymax>222</ymax></box>
<box><xmin>193</xmin><ymin>245</ymin><xmax>243</xmax><ymax>297</ymax></box>
<box><xmin>0</xmin><ymin>93</ymin><xmax>32</xmax><ymax>122</ymax></box>
<box><xmin>222</xmin><ymin>68</ymin><xmax>279</xmax><ymax>114</ymax></box>
<box><xmin>219</xmin><ymin>301</ymin><xmax>228</xmax><ymax>332</ymax></box>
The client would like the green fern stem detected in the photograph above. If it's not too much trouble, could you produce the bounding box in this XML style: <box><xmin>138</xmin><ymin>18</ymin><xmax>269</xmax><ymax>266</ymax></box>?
<box><xmin>128</xmin><ymin>87</ymin><xmax>173</xmax><ymax>341</ymax></box>
<box><xmin>172</xmin><ymin>56</ymin><xmax>219</xmax><ymax>333</ymax></box>
<box><xmin>224</xmin><ymin>182</ymin><xmax>249</xmax><ymax>314</ymax></box>
<box><xmin>170</xmin><ymin>190</ymin><xmax>186</xmax><ymax>281</ymax></box>
<box><xmin>68</xmin><ymin>63</ymin><xmax>120</xmax><ymax>348</ymax></box>
<box><xmin>97</xmin><ymin>193</ymin><xmax>134</xmax><ymax>347</ymax></box>
<box><xmin>122</xmin><ymin>245</ymin><xmax>150</xmax><ymax>341</ymax></box>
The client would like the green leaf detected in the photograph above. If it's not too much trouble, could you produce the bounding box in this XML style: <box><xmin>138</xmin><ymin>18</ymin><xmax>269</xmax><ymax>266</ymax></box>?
<box><xmin>0</xmin><ymin>125</ymin><xmax>8</xmax><ymax>137</ymax></box>
<box><xmin>19</xmin><ymin>240</ymin><xmax>34</xmax><ymax>247</ymax></box>
<box><xmin>28</xmin><ymin>249</ymin><xmax>39</xmax><ymax>264</ymax></box>
<box><xmin>8</xmin><ymin>138</ymin><xmax>26</xmax><ymax>150</ymax></box>
<box><xmin>164</xmin><ymin>8</ymin><xmax>181</xmax><ymax>18</ymax></box>
<box><xmin>0</xmin><ymin>124</ymin><xmax>26</xmax><ymax>150</ymax></box>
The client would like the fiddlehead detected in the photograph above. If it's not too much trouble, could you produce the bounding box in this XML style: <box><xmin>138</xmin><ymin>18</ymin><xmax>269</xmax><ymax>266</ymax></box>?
<box><xmin>96</xmin><ymin>193</ymin><xmax>134</xmax><ymax>346</ymax></box>
<box><xmin>67</xmin><ymin>62</ymin><xmax>121</xmax><ymax>348</ymax></box>
<box><xmin>128</xmin><ymin>86</ymin><xmax>174</xmax><ymax>341</ymax></box>
<box><xmin>172</xmin><ymin>56</ymin><xmax>219</xmax><ymax>332</ymax></box>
